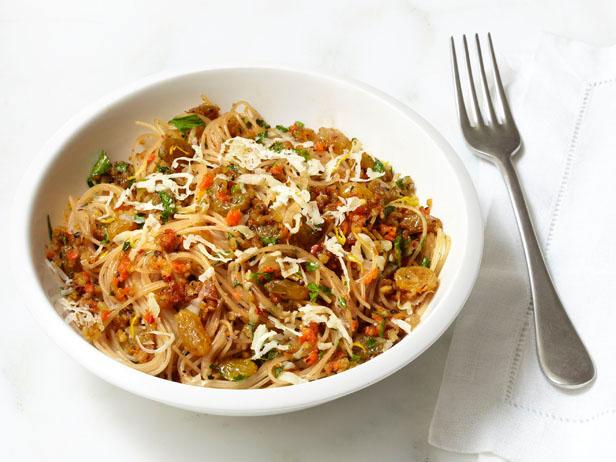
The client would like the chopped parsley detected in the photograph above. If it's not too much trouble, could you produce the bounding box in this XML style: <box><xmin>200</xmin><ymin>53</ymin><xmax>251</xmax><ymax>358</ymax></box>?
<box><xmin>365</xmin><ymin>337</ymin><xmax>378</xmax><ymax>350</ymax></box>
<box><xmin>307</xmin><ymin>282</ymin><xmax>331</xmax><ymax>302</ymax></box>
<box><xmin>294</xmin><ymin>121</ymin><xmax>304</xmax><ymax>128</ymax></box>
<box><xmin>256</xmin><ymin>119</ymin><xmax>270</xmax><ymax>129</ymax></box>
<box><xmin>294</xmin><ymin>147</ymin><xmax>310</xmax><ymax>160</ymax></box>
<box><xmin>134</xmin><ymin>213</ymin><xmax>146</xmax><ymax>227</ymax></box>
<box><xmin>264</xmin><ymin>350</ymin><xmax>278</xmax><ymax>360</ymax></box>
<box><xmin>275</xmin><ymin>124</ymin><xmax>289</xmax><ymax>132</ymax></box>
<box><xmin>168</xmin><ymin>114</ymin><xmax>204</xmax><ymax>134</ymax></box>
<box><xmin>248</xmin><ymin>271</ymin><xmax>274</xmax><ymax>283</ymax></box>
<box><xmin>260</xmin><ymin>235</ymin><xmax>278</xmax><ymax>246</ymax></box>
<box><xmin>232</xmin><ymin>374</ymin><xmax>247</xmax><ymax>382</ymax></box>
<box><xmin>156</xmin><ymin>164</ymin><xmax>170</xmax><ymax>174</ymax></box>
<box><xmin>87</xmin><ymin>150</ymin><xmax>111</xmax><ymax>187</ymax></box>
<box><xmin>273</xmin><ymin>366</ymin><xmax>283</xmax><ymax>377</ymax></box>
<box><xmin>383</xmin><ymin>205</ymin><xmax>395</xmax><ymax>218</ymax></box>
<box><xmin>304</xmin><ymin>261</ymin><xmax>319</xmax><ymax>272</ymax></box>
<box><xmin>338</xmin><ymin>297</ymin><xmax>347</xmax><ymax>308</ymax></box>
<box><xmin>393</xmin><ymin>234</ymin><xmax>406</xmax><ymax>267</ymax></box>
<box><xmin>101</xmin><ymin>230</ymin><xmax>110</xmax><ymax>245</ymax></box>
<box><xmin>115</xmin><ymin>161</ymin><xmax>129</xmax><ymax>173</ymax></box>
<box><xmin>396</xmin><ymin>177</ymin><xmax>407</xmax><ymax>189</ymax></box>
<box><xmin>420</xmin><ymin>257</ymin><xmax>431</xmax><ymax>268</ymax></box>
<box><xmin>372</xmin><ymin>158</ymin><xmax>385</xmax><ymax>173</ymax></box>
<box><xmin>158</xmin><ymin>191</ymin><xmax>176</xmax><ymax>223</ymax></box>
<box><xmin>270</xmin><ymin>141</ymin><xmax>284</xmax><ymax>152</ymax></box>
<box><xmin>231</xmin><ymin>184</ymin><xmax>242</xmax><ymax>195</ymax></box>
<box><xmin>122</xmin><ymin>241</ymin><xmax>131</xmax><ymax>251</ymax></box>
<box><xmin>255</xmin><ymin>130</ymin><xmax>268</xmax><ymax>144</ymax></box>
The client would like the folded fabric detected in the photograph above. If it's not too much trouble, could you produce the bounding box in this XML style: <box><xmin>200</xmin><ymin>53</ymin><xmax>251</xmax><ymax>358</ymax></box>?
<box><xmin>429</xmin><ymin>33</ymin><xmax>616</xmax><ymax>462</ymax></box>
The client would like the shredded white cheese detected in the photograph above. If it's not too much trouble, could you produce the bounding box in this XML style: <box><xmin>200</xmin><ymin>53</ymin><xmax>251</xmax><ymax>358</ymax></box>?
<box><xmin>251</xmin><ymin>324</ymin><xmax>288</xmax><ymax>360</ymax></box>
<box><xmin>298</xmin><ymin>304</ymin><xmax>353</xmax><ymax>346</ymax></box>
<box><xmin>277</xmin><ymin>371</ymin><xmax>308</xmax><ymax>385</ymax></box>
<box><xmin>325</xmin><ymin>196</ymin><xmax>366</xmax><ymax>226</ymax></box>
<box><xmin>276</xmin><ymin>256</ymin><xmax>306</xmax><ymax>279</ymax></box>
<box><xmin>392</xmin><ymin>318</ymin><xmax>412</xmax><ymax>334</ymax></box>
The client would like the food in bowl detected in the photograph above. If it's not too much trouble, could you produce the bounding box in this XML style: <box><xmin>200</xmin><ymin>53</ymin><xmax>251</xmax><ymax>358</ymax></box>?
<box><xmin>44</xmin><ymin>97</ymin><xmax>450</xmax><ymax>389</ymax></box>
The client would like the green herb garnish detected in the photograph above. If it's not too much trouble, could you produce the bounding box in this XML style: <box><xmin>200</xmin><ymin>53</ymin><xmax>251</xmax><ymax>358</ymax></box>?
<box><xmin>232</xmin><ymin>374</ymin><xmax>247</xmax><ymax>382</ymax></box>
<box><xmin>304</xmin><ymin>261</ymin><xmax>319</xmax><ymax>272</ymax></box>
<box><xmin>255</xmin><ymin>130</ymin><xmax>268</xmax><ymax>144</ymax></box>
<box><xmin>231</xmin><ymin>184</ymin><xmax>242</xmax><ymax>195</ymax></box>
<box><xmin>260</xmin><ymin>235</ymin><xmax>278</xmax><ymax>246</ymax></box>
<box><xmin>158</xmin><ymin>191</ymin><xmax>176</xmax><ymax>222</ymax></box>
<box><xmin>420</xmin><ymin>257</ymin><xmax>431</xmax><ymax>268</ymax></box>
<box><xmin>156</xmin><ymin>164</ymin><xmax>170</xmax><ymax>174</ymax></box>
<box><xmin>134</xmin><ymin>213</ymin><xmax>146</xmax><ymax>227</ymax></box>
<box><xmin>122</xmin><ymin>241</ymin><xmax>131</xmax><ymax>251</ymax></box>
<box><xmin>338</xmin><ymin>297</ymin><xmax>347</xmax><ymax>308</ymax></box>
<box><xmin>307</xmin><ymin>283</ymin><xmax>331</xmax><ymax>302</ymax></box>
<box><xmin>265</xmin><ymin>350</ymin><xmax>278</xmax><ymax>360</ymax></box>
<box><xmin>383</xmin><ymin>205</ymin><xmax>395</xmax><ymax>218</ymax></box>
<box><xmin>114</xmin><ymin>161</ymin><xmax>129</xmax><ymax>173</ymax></box>
<box><xmin>365</xmin><ymin>337</ymin><xmax>377</xmax><ymax>350</ymax></box>
<box><xmin>396</xmin><ymin>177</ymin><xmax>408</xmax><ymax>189</ymax></box>
<box><xmin>294</xmin><ymin>121</ymin><xmax>304</xmax><ymax>128</ymax></box>
<box><xmin>373</xmin><ymin>158</ymin><xmax>385</xmax><ymax>173</ymax></box>
<box><xmin>168</xmin><ymin>114</ymin><xmax>204</xmax><ymax>134</ymax></box>
<box><xmin>270</xmin><ymin>141</ymin><xmax>284</xmax><ymax>152</ymax></box>
<box><xmin>393</xmin><ymin>234</ymin><xmax>405</xmax><ymax>267</ymax></box>
<box><xmin>275</xmin><ymin>124</ymin><xmax>289</xmax><ymax>132</ymax></box>
<box><xmin>273</xmin><ymin>366</ymin><xmax>283</xmax><ymax>377</ymax></box>
<box><xmin>256</xmin><ymin>119</ymin><xmax>270</xmax><ymax>129</ymax></box>
<box><xmin>294</xmin><ymin>147</ymin><xmax>310</xmax><ymax>161</ymax></box>
<box><xmin>87</xmin><ymin>150</ymin><xmax>111</xmax><ymax>186</ymax></box>
<box><xmin>101</xmin><ymin>230</ymin><xmax>110</xmax><ymax>245</ymax></box>
<box><xmin>378</xmin><ymin>318</ymin><xmax>386</xmax><ymax>337</ymax></box>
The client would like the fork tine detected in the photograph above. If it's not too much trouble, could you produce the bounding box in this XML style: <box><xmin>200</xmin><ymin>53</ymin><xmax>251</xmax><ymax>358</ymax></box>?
<box><xmin>488</xmin><ymin>33</ymin><xmax>514</xmax><ymax>123</ymax></box>
<box><xmin>450</xmin><ymin>37</ymin><xmax>470</xmax><ymax>128</ymax></box>
<box><xmin>462</xmin><ymin>35</ymin><xmax>483</xmax><ymax>126</ymax></box>
<box><xmin>474</xmin><ymin>34</ymin><xmax>498</xmax><ymax>125</ymax></box>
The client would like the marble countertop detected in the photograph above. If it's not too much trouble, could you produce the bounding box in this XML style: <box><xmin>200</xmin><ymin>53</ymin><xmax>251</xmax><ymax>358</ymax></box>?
<box><xmin>1</xmin><ymin>1</ymin><xmax>614</xmax><ymax>460</ymax></box>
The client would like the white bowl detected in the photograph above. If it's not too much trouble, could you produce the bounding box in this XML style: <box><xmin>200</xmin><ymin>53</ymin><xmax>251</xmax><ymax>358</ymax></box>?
<box><xmin>11</xmin><ymin>66</ymin><xmax>483</xmax><ymax>416</ymax></box>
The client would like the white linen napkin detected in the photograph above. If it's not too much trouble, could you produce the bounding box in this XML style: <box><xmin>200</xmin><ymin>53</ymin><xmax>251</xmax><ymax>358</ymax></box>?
<box><xmin>428</xmin><ymin>34</ymin><xmax>616</xmax><ymax>462</ymax></box>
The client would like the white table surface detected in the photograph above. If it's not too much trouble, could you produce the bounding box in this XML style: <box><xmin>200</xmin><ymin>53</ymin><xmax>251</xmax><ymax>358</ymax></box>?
<box><xmin>2</xmin><ymin>1</ymin><xmax>614</xmax><ymax>461</ymax></box>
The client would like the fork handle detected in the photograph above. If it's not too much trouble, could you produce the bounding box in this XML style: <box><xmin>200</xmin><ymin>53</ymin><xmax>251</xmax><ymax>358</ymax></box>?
<box><xmin>496</xmin><ymin>157</ymin><xmax>595</xmax><ymax>388</ymax></box>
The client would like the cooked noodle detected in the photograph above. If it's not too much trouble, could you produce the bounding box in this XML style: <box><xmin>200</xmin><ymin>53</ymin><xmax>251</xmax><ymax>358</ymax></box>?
<box><xmin>45</xmin><ymin>97</ymin><xmax>450</xmax><ymax>388</ymax></box>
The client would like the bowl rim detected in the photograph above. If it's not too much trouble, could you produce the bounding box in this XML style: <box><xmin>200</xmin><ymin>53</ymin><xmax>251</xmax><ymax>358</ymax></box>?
<box><xmin>10</xmin><ymin>64</ymin><xmax>483</xmax><ymax>415</ymax></box>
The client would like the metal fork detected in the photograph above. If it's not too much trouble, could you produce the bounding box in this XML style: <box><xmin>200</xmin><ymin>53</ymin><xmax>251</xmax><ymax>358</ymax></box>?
<box><xmin>451</xmin><ymin>34</ymin><xmax>595</xmax><ymax>389</ymax></box>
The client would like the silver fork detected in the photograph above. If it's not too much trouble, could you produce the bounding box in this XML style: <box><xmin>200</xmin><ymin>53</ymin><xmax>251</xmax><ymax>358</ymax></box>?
<box><xmin>451</xmin><ymin>34</ymin><xmax>595</xmax><ymax>389</ymax></box>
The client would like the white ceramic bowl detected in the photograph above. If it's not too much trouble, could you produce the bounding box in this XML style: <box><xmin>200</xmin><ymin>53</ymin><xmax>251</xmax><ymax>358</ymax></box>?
<box><xmin>11</xmin><ymin>66</ymin><xmax>483</xmax><ymax>416</ymax></box>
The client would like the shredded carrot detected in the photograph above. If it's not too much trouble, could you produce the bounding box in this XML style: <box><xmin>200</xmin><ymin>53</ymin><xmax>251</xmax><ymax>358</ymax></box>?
<box><xmin>351</xmin><ymin>319</ymin><xmax>359</xmax><ymax>332</ymax></box>
<box><xmin>67</xmin><ymin>249</ymin><xmax>79</xmax><ymax>261</ymax></box>
<box><xmin>379</xmin><ymin>224</ymin><xmax>397</xmax><ymax>241</ymax></box>
<box><xmin>217</xmin><ymin>190</ymin><xmax>231</xmax><ymax>203</ymax></box>
<box><xmin>100</xmin><ymin>309</ymin><xmax>111</xmax><ymax>323</ymax></box>
<box><xmin>225</xmin><ymin>208</ymin><xmax>242</xmax><ymax>226</ymax></box>
<box><xmin>199</xmin><ymin>173</ymin><xmax>214</xmax><ymax>190</ymax></box>
<box><xmin>84</xmin><ymin>283</ymin><xmax>95</xmax><ymax>295</ymax></box>
<box><xmin>364</xmin><ymin>325</ymin><xmax>379</xmax><ymax>336</ymax></box>
<box><xmin>117</xmin><ymin>255</ymin><xmax>131</xmax><ymax>283</ymax></box>
<box><xmin>143</xmin><ymin>310</ymin><xmax>155</xmax><ymax>324</ymax></box>
<box><xmin>305</xmin><ymin>349</ymin><xmax>318</xmax><ymax>366</ymax></box>
<box><xmin>269</xmin><ymin>164</ymin><xmax>284</xmax><ymax>176</ymax></box>
<box><xmin>146</xmin><ymin>152</ymin><xmax>156</xmax><ymax>164</ymax></box>
<box><xmin>299</xmin><ymin>322</ymin><xmax>318</xmax><ymax>345</ymax></box>
<box><xmin>362</xmin><ymin>266</ymin><xmax>379</xmax><ymax>285</ymax></box>
<box><xmin>171</xmin><ymin>261</ymin><xmax>189</xmax><ymax>273</ymax></box>
<box><xmin>314</xmin><ymin>140</ymin><xmax>327</xmax><ymax>152</ymax></box>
